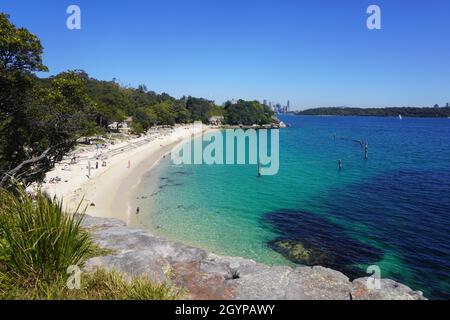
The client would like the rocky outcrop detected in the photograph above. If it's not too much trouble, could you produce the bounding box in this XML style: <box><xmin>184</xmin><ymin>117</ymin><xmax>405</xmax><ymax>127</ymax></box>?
<box><xmin>350</xmin><ymin>278</ymin><xmax>426</xmax><ymax>300</ymax></box>
<box><xmin>268</xmin><ymin>239</ymin><xmax>329</xmax><ymax>266</ymax></box>
<box><xmin>82</xmin><ymin>215</ymin><xmax>427</xmax><ymax>300</ymax></box>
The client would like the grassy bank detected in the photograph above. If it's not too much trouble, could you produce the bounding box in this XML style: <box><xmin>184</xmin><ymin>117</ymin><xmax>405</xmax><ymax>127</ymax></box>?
<box><xmin>1</xmin><ymin>269</ymin><xmax>183</xmax><ymax>300</ymax></box>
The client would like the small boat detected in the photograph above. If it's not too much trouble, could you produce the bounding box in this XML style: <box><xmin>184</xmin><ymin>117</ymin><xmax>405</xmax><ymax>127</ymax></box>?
<box><xmin>399</xmin><ymin>114</ymin><xmax>403</xmax><ymax>120</ymax></box>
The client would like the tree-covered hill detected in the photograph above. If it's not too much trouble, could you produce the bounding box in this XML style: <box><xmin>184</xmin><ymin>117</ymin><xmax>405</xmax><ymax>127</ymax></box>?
<box><xmin>224</xmin><ymin>100</ymin><xmax>274</xmax><ymax>125</ymax></box>
<box><xmin>295</xmin><ymin>107</ymin><xmax>450</xmax><ymax>118</ymax></box>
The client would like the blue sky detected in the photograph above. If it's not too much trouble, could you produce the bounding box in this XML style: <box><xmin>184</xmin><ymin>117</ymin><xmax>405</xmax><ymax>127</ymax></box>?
<box><xmin>1</xmin><ymin>0</ymin><xmax>449</xmax><ymax>109</ymax></box>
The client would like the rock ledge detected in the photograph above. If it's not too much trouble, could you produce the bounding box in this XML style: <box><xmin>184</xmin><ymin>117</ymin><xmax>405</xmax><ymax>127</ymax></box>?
<box><xmin>82</xmin><ymin>215</ymin><xmax>426</xmax><ymax>300</ymax></box>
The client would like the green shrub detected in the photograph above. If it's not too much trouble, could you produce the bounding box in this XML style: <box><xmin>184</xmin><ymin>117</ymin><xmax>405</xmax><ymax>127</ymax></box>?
<box><xmin>131</xmin><ymin>122</ymin><xmax>145</xmax><ymax>135</ymax></box>
<box><xmin>0</xmin><ymin>187</ymin><xmax>93</xmax><ymax>283</ymax></box>
<box><xmin>0</xmin><ymin>187</ymin><xmax>185</xmax><ymax>300</ymax></box>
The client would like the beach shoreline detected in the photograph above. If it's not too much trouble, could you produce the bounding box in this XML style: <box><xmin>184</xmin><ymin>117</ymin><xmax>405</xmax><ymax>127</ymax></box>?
<box><xmin>41</xmin><ymin>124</ymin><xmax>214</xmax><ymax>223</ymax></box>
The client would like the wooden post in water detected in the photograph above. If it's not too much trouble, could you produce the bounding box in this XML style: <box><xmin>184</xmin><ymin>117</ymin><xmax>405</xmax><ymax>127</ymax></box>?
<box><xmin>258</xmin><ymin>161</ymin><xmax>262</xmax><ymax>177</ymax></box>
<box><xmin>364</xmin><ymin>143</ymin><xmax>369</xmax><ymax>160</ymax></box>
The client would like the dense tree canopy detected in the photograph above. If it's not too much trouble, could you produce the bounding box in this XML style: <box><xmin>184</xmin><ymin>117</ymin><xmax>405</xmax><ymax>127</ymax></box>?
<box><xmin>0</xmin><ymin>13</ymin><xmax>47</xmax><ymax>73</ymax></box>
<box><xmin>0</xmin><ymin>14</ymin><xmax>97</xmax><ymax>187</ymax></box>
<box><xmin>224</xmin><ymin>100</ymin><xmax>274</xmax><ymax>125</ymax></box>
<box><xmin>185</xmin><ymin>96</ymin><xmax>215</xmax><ymax>123</ymax></box>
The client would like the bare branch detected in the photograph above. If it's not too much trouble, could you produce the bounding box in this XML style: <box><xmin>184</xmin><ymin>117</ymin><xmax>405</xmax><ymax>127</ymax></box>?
<box><xmin>0</xmin><ymin>147</ymin><xmax>52</xmax><ymax>187</ymax></box>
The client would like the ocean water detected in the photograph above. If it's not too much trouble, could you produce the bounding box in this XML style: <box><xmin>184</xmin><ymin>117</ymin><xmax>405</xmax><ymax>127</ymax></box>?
<box><xmin>132</xmin><ymin>115</ymin><xmax>450</xmax><ymax>299</ymax></box>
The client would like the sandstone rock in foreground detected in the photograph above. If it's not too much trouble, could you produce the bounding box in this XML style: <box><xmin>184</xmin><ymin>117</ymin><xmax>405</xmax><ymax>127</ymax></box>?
<box><xmin>82</xmin><ymin>215</ymin><xmax>426</xmax><ymax>300</ymax></box>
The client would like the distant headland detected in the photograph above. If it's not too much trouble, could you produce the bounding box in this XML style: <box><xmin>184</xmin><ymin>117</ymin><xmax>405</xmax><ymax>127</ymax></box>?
<box><xmin>294</xmin><ymin>106</ymin><xmax>450</xmax><ymax>118</ymax></box>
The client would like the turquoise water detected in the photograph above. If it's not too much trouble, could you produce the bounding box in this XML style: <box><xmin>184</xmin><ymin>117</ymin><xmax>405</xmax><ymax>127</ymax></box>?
<box><xmin>132</xmin><ymin>115</ymin><xmax>450</xmax><ymax>299</ymax></box>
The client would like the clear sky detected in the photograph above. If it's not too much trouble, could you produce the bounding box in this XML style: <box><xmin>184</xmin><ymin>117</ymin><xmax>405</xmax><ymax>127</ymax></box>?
<box><xmin>1</xmin><ymin>0</ymin><xmax>449</xmax><ymax>110</ymax></box>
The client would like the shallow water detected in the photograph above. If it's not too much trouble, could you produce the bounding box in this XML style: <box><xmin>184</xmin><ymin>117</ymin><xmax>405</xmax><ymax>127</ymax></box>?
<box><xmin>132</xmin><ymin>115</ymin><xmax>450</xmax><ymax>299</ymax></box>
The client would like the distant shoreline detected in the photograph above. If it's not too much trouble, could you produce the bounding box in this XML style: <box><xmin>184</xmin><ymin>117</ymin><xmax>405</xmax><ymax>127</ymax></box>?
<box><xmin>293</xmin><ymin>106</ymin><xmax>450</xmax><ymax>118</ymax></box>
<box><xmin>293</xmin><ymin>114</ymin><xmax>450</xmax><ymax>118</ymax></box>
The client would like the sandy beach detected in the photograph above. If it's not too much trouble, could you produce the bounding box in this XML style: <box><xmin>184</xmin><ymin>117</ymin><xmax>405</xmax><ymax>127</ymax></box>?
<box><xmin>41</xmin><ymin>124</ymin><xmax>211</xmax><ymax>223</ymax></box>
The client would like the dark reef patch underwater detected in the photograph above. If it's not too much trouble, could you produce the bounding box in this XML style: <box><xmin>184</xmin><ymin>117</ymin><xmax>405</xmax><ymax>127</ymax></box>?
<box><xmin>263</xmin><ymin>168</ymin><xmax>450</xmax><ymax>300</ymax></box>
<box><xmin>263</xmin><ymin>209</ymin><xmax>384</xmax><ymax>280</ymax></box>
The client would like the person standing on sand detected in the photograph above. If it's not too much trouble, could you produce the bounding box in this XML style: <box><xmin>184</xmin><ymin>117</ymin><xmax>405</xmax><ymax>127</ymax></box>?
<box><xmin>128</xmin><ymin>160</ymin><xmax>131</xmax><ymax>168</ymax></box>
<box><xmin>136</xmin><ymin>207</ymin><xmax>140</xmax><ymax>215</ymax></box>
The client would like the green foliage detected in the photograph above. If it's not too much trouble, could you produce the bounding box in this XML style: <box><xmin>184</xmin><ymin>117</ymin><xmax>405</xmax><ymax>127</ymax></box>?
<box><xmin>71</xmin><ymin>269</ymin><xmax>184</xmax><ymax>300</ymax></box>
<box><xmin>186</xmin><ymin>96</ymin><xmax>215</xmax><ymax>123</ymax></box>
<box><xmin>0</xmin><ymin>13</ymin><xmax>49</xmax><ymax>187</ymax></box>
<box><xmin>0</xmin><ymin>13</ymin><xmax>48</xmax><ymax>73</ymax></box>
<box><xmin>0</xmin><ymin>187</ymin><xmax>94</xmax><ymax>282</ymax></box>
<box><xmin>0</xmin><ymin>14</ymin><xmax>99</xmax><ymax>187</ymax></box>
<box><xmin>224</xmin><ymin>100</ymin><xmax>274</xmax><ymax>125</ymax></box>
<box><xmin>83</xmin><ymin>79</ymin><xmax>216</xmax><ymax>129</ymax></box>
<box><xmin>86</xmin><ymin>79</ymin><xmax>129</xmax><ymax>128</ymax></box>
<box><xmin>1</xmin><ymin>269</ymin><xmax>184</xmax><ymax>300</ymax></box>
<box><xmin>33</xmin><ymin>71</ymin><xmax>99</xmax><ymax>135</ymax></box>
<box><xmin>209</xmin><ymin>105</ymin><xmax>225</xmax><ymax>117</ymax></box>
<box><xmin>134</xmin><ymin>107</ymin><xmax>157</xmax><ymax>130</ymax></box>
<box><xmin>1</xmin><ymin>70</ymin><xmax>99</xmax><ymax>186</ymax></box>
<box><xmin>0</xmin><ymin>269</ymin><xmax>14</xmax><ymax>297</ymax></box>
<box><xmin>0</xmin><ymin>188</ymin><xmax>183</xmax><ymax>300</ymax></box>
<box><xmin>172</xmin><ymin>100</ymin><xmax>191</xmax><ymax>124</ymax></box>
<box><xmin>151</xmin><ymin>100</ymin><xmax>176</xmax><ymax>125</ymax></box>
<box><xmin>296</xmin><ymin>107</ymin><xmax>450</xmax><ymax>118</ymax></box>
<box><xmin>95</xmin><ymin>102</ymin><xmax>126</xmax><ymax>128</ymax></box>
<box><xmin>131</xmin><ymin>122</ymin><xmax>145</xmax><ymax>135</ymax></box>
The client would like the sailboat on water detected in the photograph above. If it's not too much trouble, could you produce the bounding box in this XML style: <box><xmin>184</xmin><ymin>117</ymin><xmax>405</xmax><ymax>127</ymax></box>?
<box><xmin>399</xmin><ymin>114</ymin><xmax>403</xmax><ymax>120</ymax></box>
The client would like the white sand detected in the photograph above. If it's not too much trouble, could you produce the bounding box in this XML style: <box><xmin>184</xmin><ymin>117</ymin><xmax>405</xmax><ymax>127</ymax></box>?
<box><xmin>41</xmin><ymin>124</ymin><xmax>211</xmax><ymax>223</ymax></box>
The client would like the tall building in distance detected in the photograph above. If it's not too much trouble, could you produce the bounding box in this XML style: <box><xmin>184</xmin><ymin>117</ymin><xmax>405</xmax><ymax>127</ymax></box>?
<box><xmin>263</xmin><ymin>99</ymin><xmax>293</xmax><ymax>113</ymax></box>
<box><xmin>276</xmin><ymin>103</ymin><xmax>282</xmax><ymax>113</ymax></box>
<box><xmin>446</xmin><ymin>102</ymin><xmax>450</xmax><ymax>108</ymax></box>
